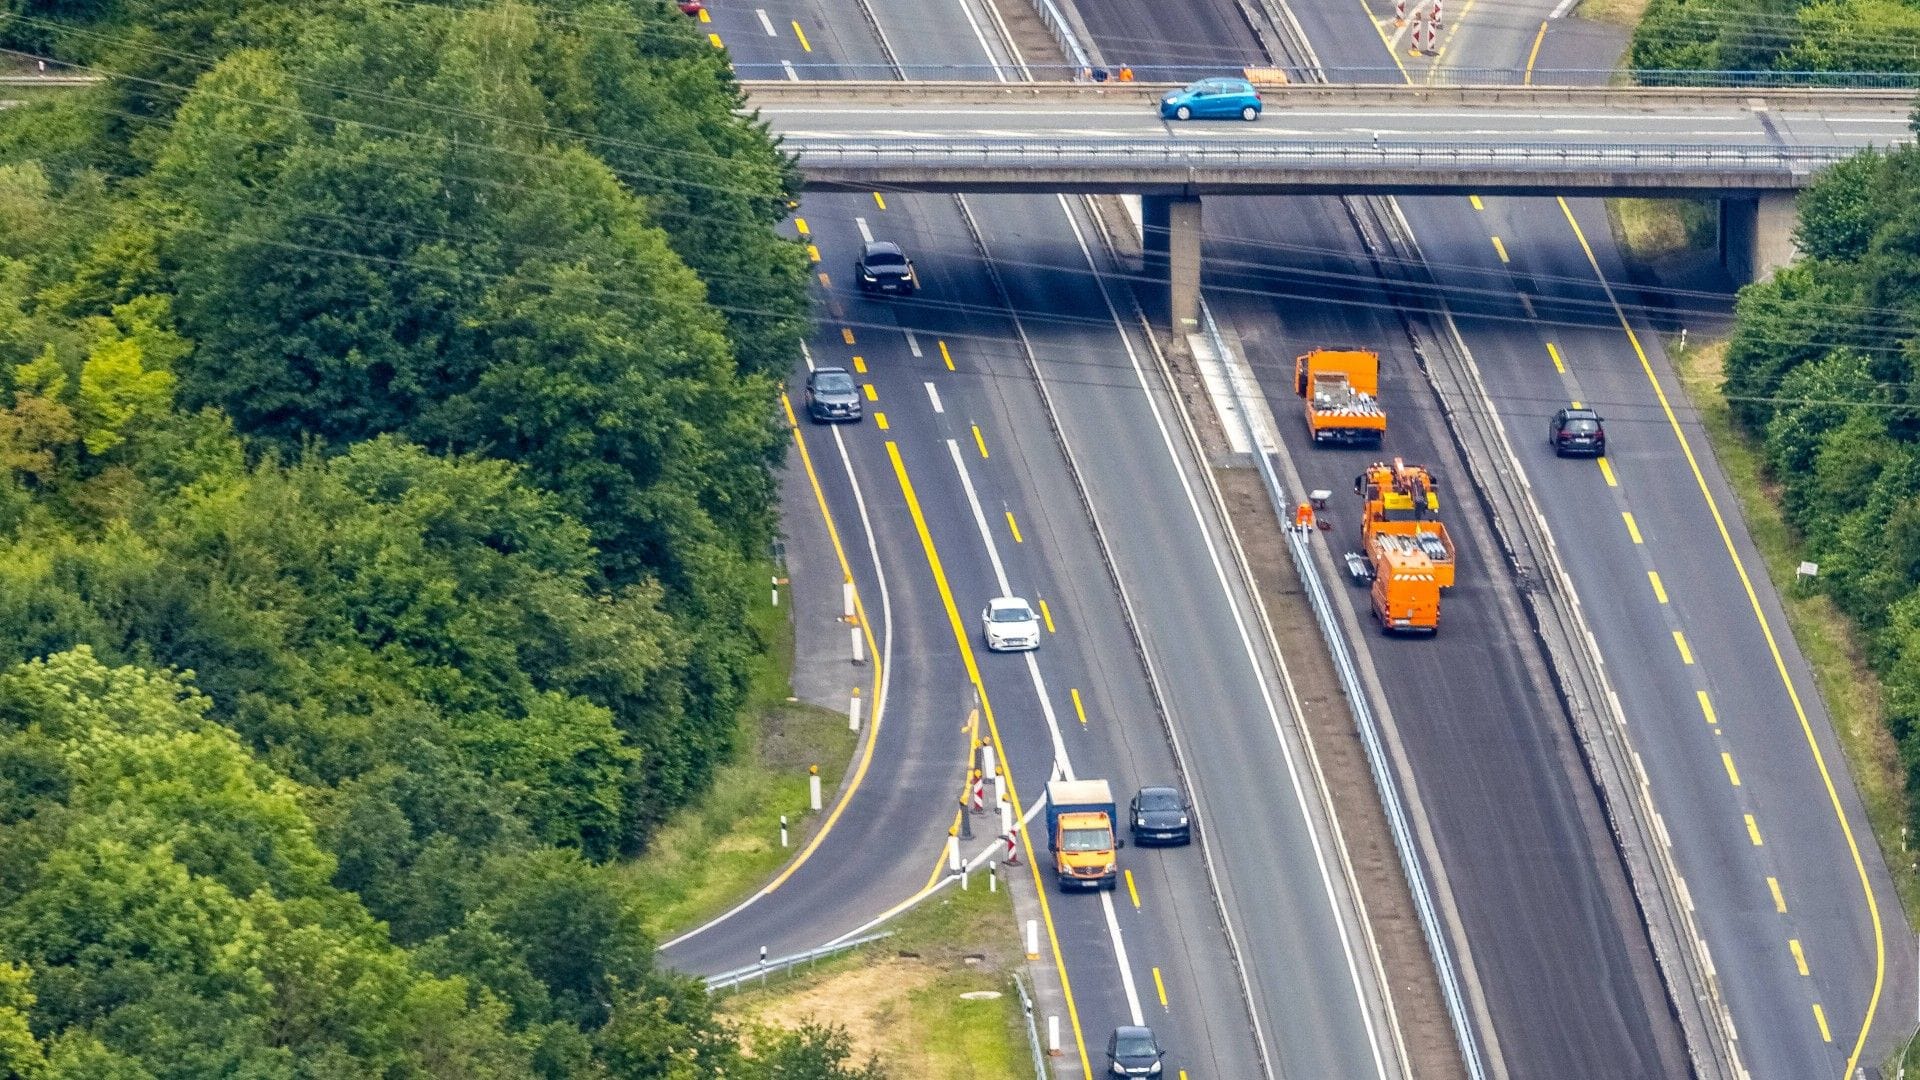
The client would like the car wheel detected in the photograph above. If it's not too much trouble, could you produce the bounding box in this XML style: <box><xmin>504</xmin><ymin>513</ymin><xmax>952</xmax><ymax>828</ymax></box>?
<box><xmin>1241</xmin><ymin>105</ymin><xmax>1258</xmax><ymax>121</ymax></box>
<box><xmin>1174</xmin><ymin>105</ymin><xmax>1192</xmax><ymax>120</ymax></box>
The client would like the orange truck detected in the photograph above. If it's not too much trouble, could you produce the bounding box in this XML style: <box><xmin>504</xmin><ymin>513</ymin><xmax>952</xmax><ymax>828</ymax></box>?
<box><xmin>1368</xmin><ymin>533</ymin><xmax>1442</xmax><ymax>634</ymax></box>
<box><xmin>1295</xmin><ymin>349</ymin><xmax>1386</xmax><ymax>446</ymax></box>
<box><xmin>1353</xmin><ymin>459</ymin><xmax>1456</xmax><ymax>634</ymax></box>
<box><xmin>1044</xmin><ymin>779</ymin><xmax>1121</xmax><ymax>892</ymax></box>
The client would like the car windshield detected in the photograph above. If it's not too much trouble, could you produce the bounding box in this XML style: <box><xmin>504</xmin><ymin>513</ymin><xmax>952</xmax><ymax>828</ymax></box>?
<box><xmin>1563</xmin><ymin>418</ymin><xmax>1600</xmax><ymax>433</ymax></box>
<box><xmin>1139</xmin><ymin>790</ymin><xmax>1181</xmax><ymax>811</ymax></box>
<box><xmin>989</xmin><ymin>604</ymin><xmax>1033</xmax><ymax>623</ymax></box>
<box><xmin>1115</xmin><ymin>1034</ymin><xmax>1158</xmax><ymax>1058</ymax></box>
<box><xmin>865</xmin><ymin>250</ymin><xmax>907</xmax><ymax>267</ymax></box>
<box><xmin>814</xmin><ymin>373</ymin><xmax>854</xmax><ymax>393</ymax></box>
<box><xmin>1062</xmin><ymin>827</ymin><xmax>1109</xmax><ymax>852</ymax></box>
<box><xmin>1182</xmin><ymin>80</ymin><xmax>1213</xmax><ymax>94</ymax></box>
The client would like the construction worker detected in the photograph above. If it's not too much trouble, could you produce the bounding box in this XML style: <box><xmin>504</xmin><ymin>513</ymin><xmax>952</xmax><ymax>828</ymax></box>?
<box><xmin>1118</xmin><ymin>64</ymin><xmax>1134</xmax><ymax>82</ymax></box>
<box><xmin>1294</xmin><ymin>502</ymin><xmax>1314</xmax><ymax>531</ymax></box>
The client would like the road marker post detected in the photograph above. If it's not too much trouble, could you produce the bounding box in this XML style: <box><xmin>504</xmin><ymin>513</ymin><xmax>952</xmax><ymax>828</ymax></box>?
<box><xmin>842</xmin><ymin>576</ymin><xmax>855</xmax><ymax>621</ymax></box>
<box><xmin>994</xmin><ymin>773</ymin><xmax>1005</xmax><ymax>810</ymax></box>
<box><xmin>850</xmin><ymin>626</ymin><xmax>865</xmax><ymax>665</ymax></box>
<box><xmin>960</xmin><ymin>794</ymin><xmax>975</xmax><ymax>840</ymax></box>
<box><xmin>947</xmin><ymin>827</ymin><xmax>960</xmax><ymax>871</ymax></box>
<box><xmin>779</xmin><ymin>815</ymin><xmax>789</xmax><ymax>848</ymax></box>
<box><xmin>1047</xmin><ymin>1015</ymin><xmax>1061</xmax><ymax>1056</ymax></box>
<box><xmin>989</xmin><ymin>866</ymin><xmax>998</xmax><ymax>893</ymax></box>
<box><xmin>808</xmin><ymin>765</ymin><xmax>822</xmax><ymax>812</ymax></box>
<box><xmin>961</xmin><ymin>866</ymin><xmax>969</xmax><ymax>890</ymax></box>
<box><xmin>1026</xmin><ymin>919</ymin><xmax>1040</xmax><ymax>959</ymax></box>
<box><xmin>849</xmin><ymin>687</ymin><xmax>862</xmax><ymax>731</ymax></box>
<box><xmin>759</xmin><ymin>945</ymin><xmax>768</xmax><ymax>966</ymax></box>
<box><xmin>981</xmin><ymin>744</ymin><xmax>997</xmax><ymax>781</ymax></box>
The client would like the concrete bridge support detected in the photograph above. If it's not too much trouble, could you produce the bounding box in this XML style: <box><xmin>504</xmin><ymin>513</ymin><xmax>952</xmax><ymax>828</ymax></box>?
<box><xmin>1143</xmin><ymin>194</ymin><xmax>1204</xmax><ymax>339</ymax></box>
<box><xmin>1719</xmin><ymin>192</ymin><xmax>1800</xmax><ymax>284</ymax></box>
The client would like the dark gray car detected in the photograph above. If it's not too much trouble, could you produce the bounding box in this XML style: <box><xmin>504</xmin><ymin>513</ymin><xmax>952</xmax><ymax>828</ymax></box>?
<box><xmin>1129</xmin><ymin>786</ymin><xmax>1192</xmax><ymax>846</ymax></box>
<box><xmin>1107</xmin><ymin>1025</ymin><xmax>1165</xmax><ymax>1077</ymax></box>
<box><xmin>805</xmin><ymin>367</ymin><xmax>862</xmax><ymax>423</ymax></box>
<box><xmin>855</xmin><ymin>241</ymin><xmax>917</xmax><ymax>295</ymax></box>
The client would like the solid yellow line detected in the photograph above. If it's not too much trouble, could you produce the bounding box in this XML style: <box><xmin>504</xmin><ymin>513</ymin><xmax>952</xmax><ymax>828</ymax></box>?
<box><xmin>1072</xmin><ymin>688</ymin><xmax>1088</xmax><ymax>725</ymax></box>
<box><xmin>817</xmin><ymin>272</ymin><xmax>831</xmax><ymax>287</ymax></box>
<box><xmin>1622</xmin><ymin>511</ymin><xmax>1643</xmax><ymax>544</ymax></box>
<box><xmin>1152</xmin><ymin>966</ymin><xmax>1168</xmax><ymax>1007</ymax></box>
<box><xmin>757</xmin><ymin>395</ymin><xmax>886</xmax><ymax>896</ymax></box>
<box><xmin>873</xmin><ymin>192</ymin><xmax>887</xmax><ymax>210</ymax></box>
<box><xmin>1039</xmin><ymin>599</ymin><xmax>1056</xmax><ymax>632</ymax></box>
<box><xmin>807</xmin><ymin>243</ymin><xmax>821</xmax><ymax>263</ymax></box>
<box><xmin>1791</xmin><ymin>938</ymin><xmax>1810</xmax><ymax>976</ymax></box>
<box><xmin>1125</xmin><ymin>869</ymin><xmax>1141</xmax><ymax>910</ymax></box>
<box><xmin>1491</xmin><ymin>236</ymin><xmax>1510</xmax><ymax>263</ymax></box>
<box><xmin>852</xmin><ymin>355</ymin><xmax>867</xmax><ymax>374</ymax></box>
<box><xmin>795</xmin><ymin>217</ymin><xmax>810</xmax><ymax>236</ymax></box>
<box><xmin>875</xmin><ymin>413</ymin><xmax>889</xmax><ymax>431</ymax></box>
<box><xmin>842</xmin><ymin>327</ymin><xmax>856</xmax><ymax>345</ymax></box>
<box><xmin>1673</xmin><ymin>630</ymin><xmax>1694</xmax><ymax>665</ymax></box>
<box><xmin>1722</xmin><ymin>751</ymin><xmax>1741</xmax><ymax>787</ymax></box>
<box><xmin>1524</xmin><ymin>20</ymin><xmax>1548</xmax><ymax>83</ymax></box>
<box><xmin>939</xmin><ymin>339</ymin><xmax>955</xmax><ymax>371</ymax></box>
<box><xmin>708</xmin><ymin>32</ymin><xmax>723</xmax><ymax>47</ymax></box>
<box><xmin>1598</xmin><ymin>457</ymin><xmax>1618</xmax><ymax>487</ymax></box>
<box><xmin>1556</xmin><ymin>196</ymin><xmax>1887</xmax><ymax>1076</ymax></box>
<box><xmin>972</xmin><ymin>425</ymin><xmax>989</xmax><ymax>458</ymax></box>
<box><xmin>1746</xmin><ymin>814</ymin><xmax>1764</xmax><ymax>845</ymax></box>
<box><xmin>1698</xmin><ymin>690</ymin><xmax>1718</xmax><ymax>727</ymax></box>
<box><xmin>1648</xmin><ymin>571</ymin><xmax>1667</xmax><ymax>603</ymax></box>
<box><xmin>1005</xmin><ymin>511</ymin><xmax>1023</xmax><ymax>543</ymax></box>
<box><xmin>887</xmin><ymin>441</ymin><xmax>1093</xmax><ymax>1079</ymax></box>
<box><xmin>1546</xmin><ymin>341</ymin><xmax>1565</xmax><ymax>373</ymax></box>
<box><xmin>1769</xmin><ymin>876</ymin><xmax>1788</xmax><ymax>912</ymax></box>
<box><xmin>1469</xmin><ymin>195</ymin><xmax>1484</xmax><ymax>211</ymax></box>
<box><xmin>1359</xmin><ymin>0</ymin><xmax>1412</xmax><ymax>78</ymax></box>
<box><xmin>791</xmin><ymin>20</ymin><xmax>811</xmax><ymax>50</ymax></box>
<box><xmin>863</xmin><ymin>384</ymin><xmax>878</xmax><ymax>402</ymax></box>
<box><xmin>1814</xmin><ymin>1002</ymin><xmax>1833</xmax><ymax>1042</ymax></box>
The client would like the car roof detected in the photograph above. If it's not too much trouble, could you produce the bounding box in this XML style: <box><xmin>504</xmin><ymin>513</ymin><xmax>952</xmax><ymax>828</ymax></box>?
<box><xmin>863</xmin><ymin>240</ymin><xmax>904</xmax><ymax>257</ymax></box>
<box><xmin>811</xmin><ymin>366</ymin><xmax>850</xmax><ymax>378</ymax></box>
<box><xmin>1114</xmin><ymin>1025</ymin><xmax>1157</xmax><ymax>1040</ymax></box>
<box><xmin>988</xmin><ymin>595</ymin><xmax>1030</xmax><ymax>608</ymax></box>
<box><xmin>1561</xmin><ymin>407</ymin><xmax>1600</xmax><ymax>419</ymax></box>
<box><xmin>1136</xmin><ymin>785</ymin><xmax>1181</xmax><ymax>799</ymax></box>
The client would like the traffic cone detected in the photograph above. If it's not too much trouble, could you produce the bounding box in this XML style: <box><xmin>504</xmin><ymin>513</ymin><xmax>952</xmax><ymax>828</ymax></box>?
<box><xmin>1003</xmin><ymin>832</ymin><xmax>1020</xmax><ymax>865</ymax></box>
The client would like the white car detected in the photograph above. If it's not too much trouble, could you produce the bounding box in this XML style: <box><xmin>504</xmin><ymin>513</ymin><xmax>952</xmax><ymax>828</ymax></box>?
<box><xmin>982</xmin><ymin>596</ymin><xmax>1041</xmax><ymax>652</ymax></box>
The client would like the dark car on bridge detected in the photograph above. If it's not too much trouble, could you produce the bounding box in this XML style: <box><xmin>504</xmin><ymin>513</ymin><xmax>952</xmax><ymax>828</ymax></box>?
<box><xmin>804</xmin><ymin>367</ymin><xmax>862</xmax><ymax>423</ymax></box>
<box><xmin>1129</xmin><ymin>786</ymin><xmax>1192</xmax><ymax>846</ymax></box>
<box><xmin>856</xmin><ymin>241</ymin><xmax>918</xmax><ymax>295</ymax></box>
<box><xmin>1549</xmin><ymin>407</ymin><xmax>1607</xmax><ymax>457</ymax></box>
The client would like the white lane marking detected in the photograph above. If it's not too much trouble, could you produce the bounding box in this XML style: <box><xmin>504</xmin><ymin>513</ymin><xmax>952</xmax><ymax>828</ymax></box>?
<box><xmin>781</xmin><ymin>60</ymin><xmax>798</xmax><ymax>81</ymax></box>
<box><xmin>926</xmin><ymin>382</ymin><xmax>943</xmax><ymax>413</ymax></box>
<box><xmin>904</xmin><ymin>330</ymin><xmax>923</xmax><ymax>356</ymax></box>
<box><xmin>947</xmin><ymin>439</ymin><xmax>1012</xmax><ymax>595</ymax></box>
<box><xmin>855</xmin><ymin>216</ymin><xmax>875</xmax><ymax>243</ymax></box>
<box><xmin>952</xmin><ymin>0</ymin><xmax>1009</xmax><ymax>84</ymax></box>
<box><xmin>1050</xmin><ymin>191</ymin><xmax>1391</xmax><ymax>1077</ymax></box>
<box><xmin>1102</xmin><ymin>891</ymin><xmax>1148</xmax><ymax>1024</ymax></box>
<box><xmin>756</xmin><ymin>7</ymin><xmax>777</xmax><ymax>34</ymax></box>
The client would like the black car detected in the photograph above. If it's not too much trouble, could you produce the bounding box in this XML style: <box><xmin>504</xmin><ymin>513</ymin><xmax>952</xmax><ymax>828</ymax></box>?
<box><xmin>1129</xmin><ymin>786</ymin><xmax>1191</xmax><ymax>846</ymax></box>
<box><xmin>805</xmin><ymin>367</ymin><xmax>862</xmax><ymax>423</ymax></box>
<box><xmin>1549</xmin><ymin>407</ymin><xmax>1606</xmax><ymax>457</ymax></box>
<box><xmin>1107</xmin><ymin>1026</ymin><xmax>1165</xmax><ymax>1078</ymax></box>
<box><xmin>855</xmin><ymin>241</ymin><xmax>917</xmax><ymax>295</ymax></box>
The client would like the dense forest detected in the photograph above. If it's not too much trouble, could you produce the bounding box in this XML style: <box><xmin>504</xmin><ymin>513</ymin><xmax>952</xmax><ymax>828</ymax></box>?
<box><xmin>0</xmin><ymin>0</ymin><xmax>869</xmax><ymax>1075</ymax></box>
<box><xmin>1633</xmin><ymin>0</ymin><xmax>1920</xmax><ymax>74</ymax></box>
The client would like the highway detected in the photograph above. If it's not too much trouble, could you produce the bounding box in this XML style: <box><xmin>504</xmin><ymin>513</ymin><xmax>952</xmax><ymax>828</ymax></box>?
<box><xmin>665</xmin><ymin>0</ymin><xmax>1406</xmax><ymax>1076</ymax></box>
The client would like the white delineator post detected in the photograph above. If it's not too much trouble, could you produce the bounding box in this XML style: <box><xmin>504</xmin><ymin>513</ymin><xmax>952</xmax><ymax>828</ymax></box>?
<box><xmin>808</xmin><ymin>765</ymin><xmax>822</xmax><ymax>812</ymax></box>
<box><xmin>1025</xmin><ymin>919</ymin><xmax>1040</xmax><ymax>960</ymax></box>
<box><xmin>842</xmin><ymin>575</ymin><xmax>855</xmax><ymax>620</ymax></box>
<box><xmin>946</xmin><ymin>829</ymin><xmax>960</xmax><ymax>871</ymax></box>
<box><xmin>850</xmin><ymin>625</ymin><xmax>864</xmax><ymax>665</ymax></box>
<box><xmin>848</xmin><ymin>687</ymin><xmax>862</xmax><ymax>732</ymax></box>
<box><xmin>779</xmin><ymin>815</ymin><xmax>789</xmax><ymax>848</ymax></box>
<box><xmin>1047</xmin><ymin>1016</ymin><xmax>1061</xmax><ymax>1056</ymax></box>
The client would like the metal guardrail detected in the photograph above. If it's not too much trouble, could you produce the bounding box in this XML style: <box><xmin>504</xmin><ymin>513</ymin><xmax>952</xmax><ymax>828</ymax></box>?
<box><xmin>1025</xmin><ymin>0</ymin><xmax>1090</xmax><ymax>70</ymax></box>
<box><xmin>702</xmin><ymin>931</ymin><xmax>894</xmax><ymax>993</ymax></box>
<box><xmin>744</xmin><ymin>79</ymin><xmax>1913</xmax><ymax>108</ymax></box>
<box><xmin>1012</xmin><ymin>971</ymin><xmax>1048</xmax><ymax>1080</ymax></box>
<box><xmin>1197</xmin><ymin>305</ymin><xmax>1488</xmax><ymax>1080</ymax></box>
<box><xmin>732</xmin><ymin>61</ymin><xmax>1920</xmax><ymax>88</ymax></box>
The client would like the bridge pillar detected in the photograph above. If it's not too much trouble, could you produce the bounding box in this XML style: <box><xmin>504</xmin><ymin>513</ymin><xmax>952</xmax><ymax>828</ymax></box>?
<box><xmin>1719</xmin><ymin>192</ymin><xmax>1800</xmax><ymax>284</ymax></box>
<box><xmin>1144</xmin><ymin>194</ymin><xmax>1203</xmax><ymax>338</ymax></box>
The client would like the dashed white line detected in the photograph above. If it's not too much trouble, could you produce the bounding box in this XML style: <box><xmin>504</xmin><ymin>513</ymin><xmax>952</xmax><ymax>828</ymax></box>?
<box><xmin>756</xmin><ymin>7</ymin><xmax>777</xmax><ymax>34</ymax></box>
<box><xmin>855</xmin><ymin>215</ymin><xmax>875</xmax><ymax>244</ymax></box>
<box><xmin>782</xmin><ymin>59</ymin><xmax>798</xmax><ymax>81</ymax></box>
<box><xmin>926</xmin><ymin>382</ymin><xmax>944</xmax><ymax>413</ymax></box>
<box><xmin>905</xmin><ymin>329</ymin><xmax>923</xmax><ymax>357</ymax></box>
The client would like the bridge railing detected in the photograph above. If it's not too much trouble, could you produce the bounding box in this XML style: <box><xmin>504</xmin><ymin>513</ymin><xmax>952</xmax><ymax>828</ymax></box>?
<box><xmin>732</xmin><ymin>62</ymin><xmax>1920</xmax><ymax>88</ymax></box>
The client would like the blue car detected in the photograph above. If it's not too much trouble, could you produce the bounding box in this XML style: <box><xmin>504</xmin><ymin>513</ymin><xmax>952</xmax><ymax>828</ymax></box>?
<box><xmin>1159</xmin><ymin>77</ymin><xmax>1262</xmax><ymax>121</ymax></box>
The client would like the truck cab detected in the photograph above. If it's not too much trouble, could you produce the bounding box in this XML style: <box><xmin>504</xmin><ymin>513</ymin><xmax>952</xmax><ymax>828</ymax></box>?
<box><xmin>1045</xmin><ymin>778</ymin><xmax>1122</xmax><ymax>891</ymax></box>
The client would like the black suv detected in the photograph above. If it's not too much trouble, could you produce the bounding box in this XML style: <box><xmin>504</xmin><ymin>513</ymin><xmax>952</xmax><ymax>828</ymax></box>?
<box><xmin>1549</xmin><ymin>407</ymin><xmax>1606</xmax><ymax>457</ymax></box>
<box><xmin>804</xmin><ymin>367</ymin><xmax>862</xmax><ymax>423</ymax></box>
<box><xmin>1129</xmin><ymin>786</ymin><xmax>1192</xmax><ymax>846</ymax></box>
<box><xmin>855</xmin><ymin>241</ymin><xmax>917</xmax><ymax>295</ymax></box>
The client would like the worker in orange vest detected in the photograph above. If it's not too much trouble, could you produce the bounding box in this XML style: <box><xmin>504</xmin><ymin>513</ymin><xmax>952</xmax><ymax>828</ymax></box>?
<box><xmin>1118</xmin><ymin>64</ymin><xmax>1134</xmax><ymax>82</ymax></box>
<box><xmin>1294</xmin><ymin>502</ymin><xmax>1314</xmax><ymax>531</ymax></box>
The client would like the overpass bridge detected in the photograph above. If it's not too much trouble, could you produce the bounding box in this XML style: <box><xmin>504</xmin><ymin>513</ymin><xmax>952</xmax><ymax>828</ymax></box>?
<box><xmin>744</xmin><ymin>81</ymin><xmax>1912</xmax><ymax>324</ymax></box>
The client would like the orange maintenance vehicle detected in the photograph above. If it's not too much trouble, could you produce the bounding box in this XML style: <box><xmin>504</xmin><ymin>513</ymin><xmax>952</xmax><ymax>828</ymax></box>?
<box><xmin>1352</xmin><ymin>459</ymin><xmax>1457</xmax><ymax>634</ymax></box>
<box><xmin>1295</xmin><ymin>348</ymin><xmax>1386</xmax><ymax>446</ymax></box>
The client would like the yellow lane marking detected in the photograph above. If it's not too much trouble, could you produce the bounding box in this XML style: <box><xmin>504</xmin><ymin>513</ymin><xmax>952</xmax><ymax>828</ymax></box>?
<box><xmin>887</xmin><ymin>441</ymin><xmax>1094</xmax><ymax>1078</ymax></box>
<box><xmin>1722</xmin><ymin>752</ymin><xmax>1741</xmax><ymax>787</ymax></box>
<box><xmin>1359</xmin><ymin>0</ymin><xmax>1412</xmax><ymax>77</ymax></box>
<box><xmin>1746</xmin><ymin>814</ymin><xmax>1764</xmax><ymax>845</ymax></box>
<box><xmin>1469</xmin><ymin>195</ymin><xmax>1484</xmax><ymax>211</ymax></box>
<box><xmin>1006</xmin><ymin>511</ymin><xmax>1023</xmax><ymax>543</ymax></box>
<box><xmin>1791</xmin><ymin>938</ymin><xmax>1810</xmax><ymax>976</ymax></box>
<box><xmin>874</xmin><ymin>192</ymin><xmax>887</xmax><ymax>209</ymax></box>
<box><xmin>875</xmin><ymin>413</ymin><xmax>889</xmax><ymax>430</ymax></box>
<box><xmin>807</xmin><ymin>243</ymin><xmax>820</xmax><ymax>263</ymax></box>
<box><xmin>708</xmin><ymin>32</ymin><xmax>723</xmax><ymax>47</ymax></box>
<box><xmin>756</xmin><ymin>395</ymin><xmax>885</xmax><ymax>896</ymax></box>
<box><xmin>1622</xmin><ymin>511</ymin><xmax>1643</xmax><ymax>544</ymax></box>
<box><xmin>1769</xmin><ymin>876</ymin><xmax>1788</xmax><ymax>912</ymax></box>
<box><xmin>796</xmin><ymin>217</ymin><xmax>810</xmax><ymax>236</ymax></box>
<box><xmin>1571</xmin><ymin>399</ymin><xmax>1583</xmax><ymax>409</ymax></box>
<box><xmin>939</xmin><ymin>339</ymin><xmax>956</xmax><ymax>371</ymax></box>
<box><xmin>862</xmin><ymin>384</ymin><xmax>878</xmax><ymax>402</ymax></box>
<box><xmin>1546</xmin><ymin>341</ymin><xmax>1565</xmax><ymax>373</ymax></box>
<box><xmin>817</xmin><ymin>272</ymin><xmax>831</xmax><ymax>287</ymax></box>
<box><xmin>1039</xmin><ymin>599</ymin><xmax>1056</xmax><ymax>632</ymax></box>
<box><xmin>1525</xmin><ymin>20</ymin><xmax>1548</xmax><ymax>83</ymax></box>
<box><xmin>1598</xmin><ymin>457</ymin><xmax>1618</xmax><ymax>486</ymax></box>
<box><xmin>1491</xmin><ymin>236</ymin><xmax>1510</xmax><ymax>263</ymax></box>
<box><xmin>1125</xmin><ymin>869</ymin><xmax>1141</xmax><ymax>910</ymax></box>
<box><xmin>1648</xmin><ymin>571</ymin><xmax>1667</xmax><ymax>604</ymax></box>
<box><xmin>842</xmin><ymin>327</ymin><xmax>856</xmax><ymax>345</ymax></box>
<box><xmin>1674</xmin><ymin>630</ymin><xmax>1694</xmax><ymax>665</ymax></box>
<box><xmin>1698</xmin><ymin>690</ymin><xmax>1718</xmax><ymax>727</ymax></box>
<box><xmin>1557</xmin><ymin>195</ymin><xmax>1890</xmax><ymax>1078</ymax></box>
<box><xmin>1814</xmin><ymin>1003</ymin><xmax>1833</xmax><ymax>1042</ymax></box>
<box><xmin>972</xmin><ymin>425</ymin><xmax>989</xmax><ymax>458</ymax></box>
<box><xmin>852</xmin><ymin>355</ymin><xmax>867</xmax><ymax>374</ymax></box>
<box><xmin>791</xmin><ymin>20</ymin><xmax>811</xmax><ymax>50</ymax></box>
<box><xmin>698</xmin><ymin>6</ymin><xmax>711</xmax><ymax>20</ymax></box>
<box><xmin>1152</xmin><ymin>966</ymin><xmax>1168</xmax><ymax>1008</ymax></box>
<box><xmin>1072</xmin><ymin>688</ymin><xmax>1088</xmax><ymax>725</ymax></box>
